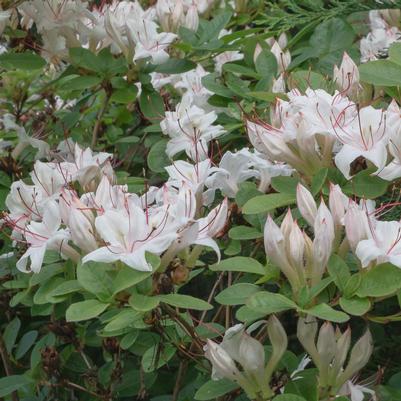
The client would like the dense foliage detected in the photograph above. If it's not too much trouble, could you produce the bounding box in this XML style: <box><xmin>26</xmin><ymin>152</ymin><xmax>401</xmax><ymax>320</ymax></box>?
<box><xmin>2</xmin><ymin>1</ymin><xmax>401</xmax><ymax>400</ymax></box>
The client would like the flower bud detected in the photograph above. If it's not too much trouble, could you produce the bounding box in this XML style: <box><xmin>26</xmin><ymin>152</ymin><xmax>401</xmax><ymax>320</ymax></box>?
<box><xmin>316</xmin><ymin>322</ymin><xmax>336</xmax><ymax>385</ymax></box>
<box><xmin>289</xmin><ymin>221</ymin><xmax>305</xmax><ymax>272</ymax></box>
<box><xmin>296</xmin><ymin>184</ymin><xmax>317</xmax><ymax>226</ymax></box>
<box><xmin>297</xmin><ymin>316</ymin><xmax>320</xmax><ymax>366</ymax></box>
<box><xmin>344</xmin><ymin>202</ymin><xmax>369</xmax><ymax>251</ymax></box>
<box><xmin>238</xmin><ymin>332</ymin><xmax>265</xmax><ymax>373</ymax></box>
<box><xmin>338</xmin><ymin>330</ymin><xmax>373</xmax><ymax>386</ymax></box>
<box><xmin>69</xmin><ymin>207</ymin><xmax>97</xmax><ymax>254</ymax></box>
<box><xmin>329</xmin><ymin>183</ymin><xmax>347</xmax><ymax>227</ymax></box>
<box><xmin>265</xmin><ymin>315</ymin><xmax>288</xmax><ymax>379</ymax></box>
<box><xmin>272</xmin><ymin>74</ymin><xmax>286</xmax><ymax>93</ymax></box>
<box><xmin>204</xmin><ymin>340</ymin><xmax>242</xmax><ymax>382</ymax></box>
<box><xmin>330</xmin><ymin>327</ymin><xmax>351</xmax><ymax>382</ymax></box>
<box><xmin>184</xmin><ymin>5</ymin><xmax>199</xmax><ymax>31</ymax></box>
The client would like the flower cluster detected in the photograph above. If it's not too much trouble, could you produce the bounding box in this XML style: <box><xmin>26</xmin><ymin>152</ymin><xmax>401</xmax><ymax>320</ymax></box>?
<box><xmin>1</xmin><ymin>141</ymin><xmax>230</xmax><ymax>273</ymax></box>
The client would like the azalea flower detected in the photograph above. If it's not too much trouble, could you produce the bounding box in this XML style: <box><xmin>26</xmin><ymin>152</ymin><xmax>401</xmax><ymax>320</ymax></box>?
<box><xmin>334</xmin><ymin>106</ymin><xmax>389</xmax><ymax>179</ymax></box>
<box><xmin>333</xmin><ymin>52</ymin><xmax>360</xmax><ymax>96</ymax></box>
<box><xmin>82</xmin><ymin>198</ymin><xmax>176</xmax><ymax>271</ymax></box>
<box><xmin>155</xmin><ymin>0</ymin><xmax>199</xmax><ymax>33</ymax></box>
<box><xmin>16</xmin><ymin>201</ymin><xmax>79</xmax><ymax>273</ymax></box>
<box><xmin>160</xmin><ymin>94</ymin><xmax>225</xmax><ymax>161</ymax></box>
<box><xmin>206</xmin><ymin>149</ymin><xmax>258</xmax><ymax>198</ymax></box>
<box><xmin>339</xmin><ymin>380</ymin><xmax>377</xmax><ymax>401</ymax></box>
<box><xmin>356</xmin><ymin>220</ymin><xmax>401</xmax><ymax>268</ymax></box>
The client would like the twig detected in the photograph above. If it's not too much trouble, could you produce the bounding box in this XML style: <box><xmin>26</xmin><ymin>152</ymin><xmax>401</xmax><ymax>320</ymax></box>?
<box><xmin>91</xmin><ymin>92</ymin><xmax>110</xmax><ymax>148</ymax></box>
<box><xmin>199</xmin><ymin>272</ymin><xmax>225</xmax><ymax>324</ymax></box>
<box><xmin>172</xmin><ymin>360</ymin><xmax>188</xmax><ymax>401</ymax></box>
<box><xmin>0</xmin><ymin>335</ymin><xmax>18</xmax><ymax>401</ymax></box>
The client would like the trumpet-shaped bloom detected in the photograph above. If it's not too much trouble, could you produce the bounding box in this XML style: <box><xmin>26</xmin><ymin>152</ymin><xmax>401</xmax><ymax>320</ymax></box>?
<box><xmin>334</xmin><ymin>106</ymin><xmax>389</xmax><ymax>179</ymax></box>
<box><xmin>82</xmin><ymin>199</ymin><xmax>176</xmax><ymax>271</ymax></box>
<box><xmin>356</xmin><ymin>220</ymin><xmax>401</xmax><ymax>268</ymax></box>
<box><xmin>16</xmin><ymin>201</ymin><xmax>78</xmax><ymax>273</ymax></box>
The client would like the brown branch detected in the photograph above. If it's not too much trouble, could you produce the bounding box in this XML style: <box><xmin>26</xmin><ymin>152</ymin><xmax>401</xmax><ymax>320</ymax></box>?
<box><xmin>0</xmin><ymin>335</ymin><xmax>18</xmax><ymax>401</ymax></box>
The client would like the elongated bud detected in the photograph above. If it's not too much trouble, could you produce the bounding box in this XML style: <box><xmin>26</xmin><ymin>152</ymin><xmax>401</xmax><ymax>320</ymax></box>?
<box><xmin>171</xmin><ymin>0</ymin><xmax>184</xmax><ymax>32</ymax></box>
<box><xmin>69</xmin><ymin>208</ymin><xmax>97</xmax><ymax>254</ymax></box>
<box><xmin>265</xmin><ymin>315</ymin><xmax>288</xmax><ymax>380</ymax></box>
<box><xmin>238</xmin><ymin>333</ymin><xmax>265</xmax><ymax>373</ymax></box>
<box><xmin>296</xmin><ymin>184</ymin><xmax>317</xmax><ymax>226</ymax></box>
<box><xmin>185</xmin><ymin>5</ymin><xmax>199</xmax><ymax>31</ymax></box>
<box><xmin>280</xmin><ymin>209</ymin><xmax>293</xmax><ymax>239</ymax></box>
<box><xmin>312</xmin><ymin>200</ymin><xmax>335</xmax><ymax>279</ymax></box>
<box><xmin>330</xmin><ymin>327</ymin><xmax>351</xmax><ymax>382</ymax></box>
<box><xmin>316</xmin><ymin>322</ymin><xmax>336</xmax><ymax>385</ymax></box>
<box><xmin>297</xmin><ymin>316</ymin><xmax>320</xmax><ymax>367</ymax></box>
<box><xmin>204</xmin><ymin>340</ymin><xmax>242</xmax><ymax>382</ymax></box>
<box><xmin>272</xmin><ymin>74</ymin><xmax>286</xmax><ymax>93</ymax></box>
<box><xmin>344</xmin><ymin>202</ymin><xmax>369</xmax><ymax>251</ymax></box>
<box><xmin>338</xmin><ymin>330</ymin><xmax>373</xmax><ymax>386</ymax></box>
<box><xmin>289</xmin><ymin>222</ymin><xmax>305</xmax><ymax>272</ymax></box>
<box><xmin>329</xmin><ymin>183</ymin><xmax>347</xmax><ymax>227</ymax></box>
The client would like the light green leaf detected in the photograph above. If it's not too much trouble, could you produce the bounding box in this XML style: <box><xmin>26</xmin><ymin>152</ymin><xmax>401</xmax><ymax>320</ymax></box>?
<box><xmin>0</xmin><ymin>375</ymin><xmax>32</xmax><ymax>397</ymax></box>
<box><xmin>147</xmin><ymin>139</ymin><xmax>170</xmax><ymax>173</ymax></box>
<box><xmin>228</xmin><ymin>225</ymin><xmax>263</xmax><ymax>240</ymax></box>
<box><xmin>77</xmin><ymin>261</ymin><xmax>113</xmax><ymax>301</ymax></box>
<box><xmin>216</xmin><ymin>283</ymin><xmax>261</xmax><ymax>305</ymax></box>
<box><xmin>66</xmin><ymin>300</ymin><xmax>110</xmax><ymax>322</ymax></box>
<box><xmin>0</xmin><ymin>52</ymin><xmax>46</xmax><ymax>70</ymax></box>
<box><xmin>103</xmin><ymin>309</ymin><xmax>142</xmax><ymax>332</ymax></box>
<box><xmin>113</xmin><ymin>266</ymin><xmax>152</xmax><ymax>295</ymax></box>
<box><xmin>246</xmin><ymin>291</ymin><xmax>297</xmax><ymax>314</ymax></box>
<box><xmin>61</xmin><ymin>75</ymin><xmax>102</xmax><ymax>90</ymax></box>
<box><xmin>304</xmin><ymin>303</ymin><xmax>350</xmax><ymax>323</ymax></box>
<box><xmin>158</xmin><ymin>294</ymin><xmax>213</xmax><ymax>310</ymax></box>
<box><xmin>273</xmin><ymin>394</ymin><xmax>307</xmax><ymax>401</ymax></box>
<box><xmin>3</xmin><ymin>317</ymin><xmax>21</xmax><ymax>354</ymax></box>
<box><xmin>15</xmin><ymin>330</ymin><xmax>38</xmax><ymax>360</ymax></box>
<box><xmin>210</xmin><ymin>256</ymin><xmax>265</xmax><ymax>275</ymax></box>
<box><xmin>129</xmin><ymin>294</ymin><xmax>160</xmax><ymax>311</ymax></box>
<box><xmin>195</xmin><ymin>379</ymin><xmax>238</xmax><ymax>400</ymax></box>
<box><xmin>360</xmin><ymin>59</ymin><xmax>401</xmax><ymax>86</ymax></box>
<box><xmin>142</xmin><ymin>344</ymin><xmax>176</xmax><ymax>373</ymax></box>
<box><xmin>243</xmin><ymin>193</ymin><xmax>295</xmax><ymax>214</ymax></box>
<box><xmin>339</xmin><ymin>297</ymin><xmax>371</xmax><ymax>316</ymax></box>
<box><xmin>356</xmin><ymin>263</ymin><xmax>401</xmax><ymax>297</ymax></box>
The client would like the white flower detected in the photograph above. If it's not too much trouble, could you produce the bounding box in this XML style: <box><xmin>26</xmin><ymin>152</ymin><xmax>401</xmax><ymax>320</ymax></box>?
<box><xmin>333</xmin><ymin>52</ymin><xmax>360</xmax><ymax>96</ymax></box>
<box><xmin>206</xmin><ymin>149</ymin><xmax>258</xmax><ymax>197</ymax></box>
<box><xmin>127</xmin><ymin>19</ymin><xmax>177</xmax><ymax>64</ymax></box>
<box><xmin>339</xmin><ymin>380</ymin><xmax>377</xmax><ymax>401</ymax></box>
<box><xmin>270</xmin><ymin>40</ymin><xmax>291</xmax><ymax>72</ymax></box>
<box><xmin>160</xmin><ymin>94</ymin><xmax>225</xmax><ymax>161</ymax></box>
<box><xmin>334</xmin><ymin>106</ymin><xmax>389</xmax><ymax>179</ymax></box>
<box><xmin>16</xmin><ymin>201</ymin><xmax>78</xmax><ymax>273</ymax></box>
<box><xmin>83</xmin><ymin>198</ymin><xmax>176</xmax><ymax>271</ymax></box>
<box><xmin>356</xmin><ymin>220</ymin><xmax>401</xmax><ymax>268</ymax></box>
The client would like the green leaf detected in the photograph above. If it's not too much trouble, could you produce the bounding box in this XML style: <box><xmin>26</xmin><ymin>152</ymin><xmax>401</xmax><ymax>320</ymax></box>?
<box><xmin>77</xmin><ymin>262</ymin><xmax>113</xmax><ymax>301</ymax></box>
<box><xmin>389</xmin><ymin>42</ymin><xmax>401</xmax><ymax>66</ymax></box>
<box><xmin>288</xmin><ymin>70</ymin><xmax>327</xmax><ymax>92</ymax></box>
<box><xmin>202</xmin><ymin>73</ymin><xmax>234</xmax><ymax>98</ymax></box>
<box><xmin>304</xmin><ymin>303</ymin><xmax>350</xmax><ymax>323</ymax></box>
<box><xmin>0</xmin><ymin>171</ymin><xmax>11</xmax><ymax>188</ymax></box>
<box><xmin>69</xmin><ymin>47</ymin><xmax>99</xmax><ymax>72</ymax></box>
<box><xmin>273</xmin><ymin>395</ymin><xmax>307</xmax><ymax>401</ymax></box>
<box><xmin>247</xmin><ymin>91</ymin><xmax>281</xmax><ymax>102</ymax></box>
<box><xmin>198</xmin><ymin>11</ymin><xmax>232</xmax><ymax>44</ymax></box>
<box><xmin>158</xmin><ymin>294</ymin><xmax>213</xmax><ymax>311</ymax></box>
<box><xmin>139</xmin><ymin>88</ymin><xmax>165</xmax><ymax>120</ymax></box>
<box><xmin>255</xmin><ymin>49</ymin><xmax>277</xmax><ymax>79</ymax></box>
<box><xmin>110</xmin><ymin>87</ymin><xmax>138</xmax><ymax>103</ymax></box>
<box><xmin>222</xmin><ymin>63</ymin><xmax>260</xmax><ymax>78</ymax></box>
<box><xmin>210</xmin><ymin>256</ymin><xmax>265</xmax><ymax>275</ymax></box>
<box><xmin>142</xmin><ymin>344</ymin><xmax>176</xmax><ymax>373</ymax></box>
<box><xmin>328</xmin><ymin>254</ymin><xmax>351</xmax><ymax>293</ymax></box>
<box><xmin>147</xmin><ymin>139</ymin><xmax>170</xmax><ymax>173</ymax></box>
<box><xmin>195</xmin><ymin>379</ymin><xmax>238</xmax><ymax>400</ymax></box>
<box><xmin>61</xmin><ymin>75</ymin><xmax>102</xmax><ymax>90</ymax></box>
<box><xmin>311</xmin><ymin>168</ymin><xmax>328</xmax><ymax>195</ymax></box>
<box><xmin>129</xmin><ymin>294</ymin><xmax>160</xmax><ymax>311</ymax></box>
<box><xmin>3</xmin><ymin>317</ymin><xmax>21</xmax><ymax>354</ymax></box>
<box><xmin>339</xmin><ymin>296</ymin><xmax>371</xmax><ymax>316</ymax></box>
<box><xmin>246</xmin><ymin>291</ymin><xmax>297</xmax><ymax>314</ymax></box>
<box><xmin>49</xmin><ymin>280</ymin><xmax>82</xmax><ymax>297</ymax></box>
<box><xmin>33</xmin><ymin>276</ymin><xmax>65</xmax><ymax>304</ymax></box>
<box><xmin>113</xmin><ymin>266</ymin><xmax>152</xmax><ymax>295</ymax></box>
<box><xmin>359</xmin><ymin>60</ymin><xmax>401</xmax><ymax>86</ymax></box>
<box><xmin>271</xmin><ymin>176</ymin><xmax>299</xmax><ymax>195</ymax></box>
<box><xmin>216</xmin><ymin>283</ymin><xmax>261</xmax><ymax>305</ymax></box>
<box><xmin>103</xmin><ymin>309</ymin><xmax>142</xmax><ymax>332</ymax></box>
<box><xmin>30</xmin><ymin>333</ymin><xmax>56</xmax><ymax>369</ymax></box>
<box><xmin>154</xmin><ymin>58</ymin><xmax>196</xmax><ymax>74</ymax></box>
<box><xmin>343</xmin><ymin>169</ymin><xmax>388</xmax><ymax>199</ymax></box>
<box><xmin>0</xmin><ymin>52</ymin><xmax>46</xmax><ymax>70</ymax></box>
<box><xmin>356</xmin><ymin>263</ymin><xmax>401</xmax><ymax>297</ymax></box>
<box><xmin>15</xmin><ymin>330</ymin><xmax>38</xmax><ymax>360</ymax></box>
<box><xmin>243</xmin><ymin>193</ymin><xmax>295</xmax><ymax>214</ymax></box>
<box><xmin>228</xmin><ymin>225</ymin><xmax>263</xmax><ymax>240</ymax></box>
<box><xmin>309</xmin><ymin>18</ymin><xmax>355</xmax><ymax>55</ymax></box>
<box><xmin>66</xmin><ymin>300</ymin><xmax>110</xmax><ymax>322</ymax></box>
<box><xmin>0</xmin><ymin>375</ymin><xmax>32</xmax><ymax>397</ymax></box>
